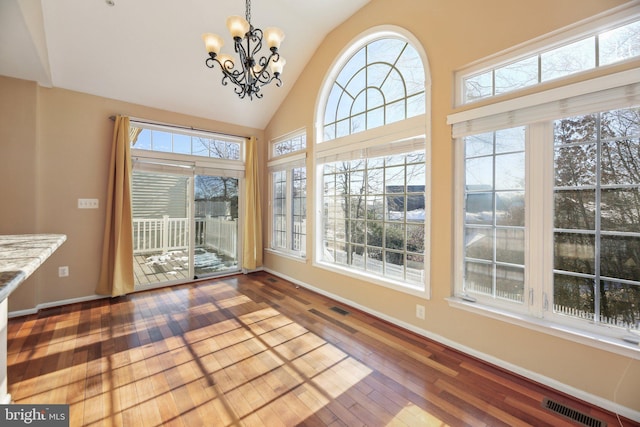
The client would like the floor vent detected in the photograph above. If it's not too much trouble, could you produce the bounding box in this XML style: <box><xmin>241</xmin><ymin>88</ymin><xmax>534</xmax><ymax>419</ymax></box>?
<box><xmin>330</xmin><ymin>306</ymin><xmax>349</xmax><ymax>316</ymax></box>
<box><xmin>542</xmin><ymin>398</ymin><xmax>606</xmax><ymax>427</ymax></box>
<box><xmin>267</xmin><ymin>277</ymin><xmax>278</xmax><ymax>283</ymax></box>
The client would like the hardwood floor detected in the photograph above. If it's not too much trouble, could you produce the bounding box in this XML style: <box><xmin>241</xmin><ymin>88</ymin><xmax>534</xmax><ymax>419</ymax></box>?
<box><xmin>7</xmin><ymin>272</ymin><xmax>634</xmax><ymax>426</ymax></box>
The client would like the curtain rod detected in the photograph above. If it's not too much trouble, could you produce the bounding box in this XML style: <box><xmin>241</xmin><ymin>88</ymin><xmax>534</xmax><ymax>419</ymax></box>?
<box><xmin>108</xmin><ymin>115</ymin><xmax>252</xmax><ymax>140</ymax></box>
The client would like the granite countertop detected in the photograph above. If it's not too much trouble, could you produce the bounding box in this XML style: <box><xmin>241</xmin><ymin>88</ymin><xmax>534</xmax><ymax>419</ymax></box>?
<box><xmin>0</xmin><ymin>234</ymin><xmax>66</xmax><ymax>302</ymax></box>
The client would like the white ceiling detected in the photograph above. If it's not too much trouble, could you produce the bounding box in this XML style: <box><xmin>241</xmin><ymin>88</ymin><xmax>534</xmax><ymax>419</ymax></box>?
<box><xmin>0</xmin><ymin>0</ymin><xmax>370</xmax><ymax>129</ymax></box>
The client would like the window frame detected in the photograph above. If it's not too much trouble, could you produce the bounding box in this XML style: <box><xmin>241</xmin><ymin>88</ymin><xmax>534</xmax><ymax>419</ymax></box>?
<box><xmin>454</xmin><ymin>3</ymin><xmax>640</xmax><ymax>107</ymax></box>
<box><xmin>314</xmin><ymin>26</ymin><xmax>432</xmax><ymax>298</ymax></box>
<box><xmin>449</xmin><ymin>7</ymin><xmax>640</xmax><ymax>357</ymax></box>
<box><xmin>267</xmin><ymin>129</ymin><xmax>308</xmax><ymax>260</ymax></box>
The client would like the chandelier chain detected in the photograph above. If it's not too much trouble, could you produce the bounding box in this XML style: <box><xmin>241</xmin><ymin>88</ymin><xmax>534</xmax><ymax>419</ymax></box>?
<box><xmin>246</xmin><ymin>0</ymin><xmax>251</xmax><ymax>25</ymax></box>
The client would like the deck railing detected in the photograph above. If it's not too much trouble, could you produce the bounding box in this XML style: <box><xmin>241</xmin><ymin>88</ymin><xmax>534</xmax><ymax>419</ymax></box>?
<box><xmin>133</xmin><ymin>215</ymin><xmax>237</xmax><ymax>257</ymax></box>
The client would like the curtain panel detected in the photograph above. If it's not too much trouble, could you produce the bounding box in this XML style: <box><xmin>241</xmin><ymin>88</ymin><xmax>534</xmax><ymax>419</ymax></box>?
<box><xmin>242</xmin><ymin>136</ymin><xmax>263</xmax><ymax>270</ymax></box>
<box><xmin>97</xmin><ymin>115</ymin><xmax>136</xmax><ymax>296</ymax></box>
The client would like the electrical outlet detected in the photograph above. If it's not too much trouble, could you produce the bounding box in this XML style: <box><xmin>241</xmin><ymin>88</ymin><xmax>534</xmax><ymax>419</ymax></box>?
<box><xmin>78</xmin><ymin>198</ymin><xmax>99</xmax><ymax>209</ymax></box>
<box><xmin>416</xmin><ymin>304</ymin><xmax>425</xmax><ymax>320</ymax></box>
<box><xmin>58</xmin><ymin>266</ymin><xmax>69</xmax><ymax>277</ymax></box>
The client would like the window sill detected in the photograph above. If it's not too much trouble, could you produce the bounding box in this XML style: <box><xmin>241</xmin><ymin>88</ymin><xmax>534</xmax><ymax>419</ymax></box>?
<box><xmin>313</xmin><ymin>260</ymin><xmax>429</xmax><ymax>299</ymax></box>
<box><xmin>446</xmin><ymin>296</ymin><xmax>640</xmax><ymax>360</ymax></box>
<box><xmin>264</xmin><ymin>248</ymin><xmax>307</xmax><ymax>263</ymax></box>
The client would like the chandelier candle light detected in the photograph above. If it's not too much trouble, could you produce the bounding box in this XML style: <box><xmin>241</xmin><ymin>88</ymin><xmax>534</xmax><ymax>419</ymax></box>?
<box><xmin>202</xmin><ymin>0</ymin><xmax>285</xmax><ymax>100</ymax></box>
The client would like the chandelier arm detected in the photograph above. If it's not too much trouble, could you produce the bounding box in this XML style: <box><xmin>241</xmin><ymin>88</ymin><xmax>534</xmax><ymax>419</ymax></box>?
<box><xmin>248</xmin><ymin>28</ymin><xmax>264</xmax><ymax>59</ymax></box>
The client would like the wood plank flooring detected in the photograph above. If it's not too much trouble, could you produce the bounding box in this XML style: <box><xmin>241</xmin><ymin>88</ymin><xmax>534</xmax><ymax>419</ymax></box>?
<box><xmin>7</xmin><ymin>272</ymin><xmax>635</xmax><ymax>426</ymax></box>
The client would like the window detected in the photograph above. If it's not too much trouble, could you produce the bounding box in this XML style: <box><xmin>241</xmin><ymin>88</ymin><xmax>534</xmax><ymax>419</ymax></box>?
<box><xmin>463</xmin><ymin>127</ymin><xmax>526</xmax><ymax>304</ymax></box>
<box><xmin>133</xmin><ymin>124</ymin><xmax>241</xmax><ymax>160</ymax></box>
<box><xmin>268</xmin><ymin>131</ymin><xmax>307</xmax><ymax>258</ymax></box>
<box><xmin>322</xmin><ymin>36</ymin><xmax>426</xmax><ymax>142</ymax></box>
<box><xmin>450</xmin><ymin>3</ymin><xmax>640</xmax><ymax>352</ymax></box>
<box><xmin>316</xmin><ymin>27</ymin><xmax>430</xmax><ymax>296</ymax></box>
<box><xmin>459</xmin><ymin>12</ymin><xmax>640</xmax><ymax>104</ymax></box>
<box><xmin>129</xmin><ymin>120</ymin><xmax>245</xmax><ymax>288</ymax></box>
<box><xmin>322</xmin><ymin>152</ymin><xmax>426</xmax><ymax>288</ymax></box>
<box><xmin>553</xmin><ymin>108</ymin><xmax>639</xmax><ymax>329</ymax></box>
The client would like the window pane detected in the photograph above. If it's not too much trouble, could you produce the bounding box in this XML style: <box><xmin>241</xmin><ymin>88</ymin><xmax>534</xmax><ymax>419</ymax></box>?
<box><xmin>152</xmin><ymin>131</ymin><xmax>172</xmax><ymax>152</ymax></box>
<box><xmin>465</xmin><ymin>227</ymin><xmax>493</xmax><ymax>260</ymax></box>
<box><xmin>599</xmin><ymin>21</ymin><xmax>640</xmax><ymax>66</ymax></box>
<box><xmin>465</xmin><ymin>192</ymin><xmax>494</xmax><ymax>225</ymax></box>
<box><xmin>337</xmin><ymin>48</ymin><xmax>365</xmax><ymax>87</ymax></box>
<box><xmin>600</xmin><ymin>281</ymin><xmax>640</xmax><ymax>329</ymax></box>
<box><xmin>367</xmin><ymin>107</ymin><xmax>385</xmax><ymax>130</ymax></box>
<box><xmin>495</xmin><ymin>127</ymin><xmax>526</xmax><ymax>153</ymax></box>
<box><xmin>173</xmin><ymin>134</ymin><xmax>191</xmax><ymax>155</ymax></box>
<box><xmin>496</xmin><ymin>265</ymin><xmax>524</xmax><ymax>302</ymax></box>
<box><xmin>368</xmin><ymin>39</ymin><xmax>406</xmax><ymax>65</ymax></box>
<box><xmin>368</xmin><ymin>63</ymin><xmax>391</xmax><ymax>90</ymax></box>
<box><xmin>382</xmin><ymin>70</ymin><xmax>407</xmax><ymax>103</ymax></box>
<box><xmin>554</xmin><ymin>273</ymin><xmax>595</xmax><ymax>318</ymax></box>
<box><xmin>465</xmin><ymin>132</ymin><xmax>494</xmax><ymax>157</ymax></box>
<box><xmin>554</xmin><ymin>114</ymin><xmax>597</xmax><ymax>145</ymax></box>
<box><xmin>465</xmin><ymin>261</ymin><xmax>493</xmax><ymax>295</ymax></box>
<box><xmin>554</xmin><ymin>190</ymin><xmax>596</xmax><ymax>230</ymax></box>
<box><xmin>495</xmin><ymin>153</ymin><xmax>525</xmax><ymax>190</ymax></box>
<box><xmin>554</xmin><ymin>145</ymin><xmax>597</xmax><ymax>187</ymax></box>
<box><xmin>554</xmin><ymin>232</ymin><xmax>595</xmax><ymax>275</ymax></box>
<box><xmin>324</xmin><ymin>85</ymin><xmax>341</xmax><ymax>125</ymax></box>
<box><xmin>601</xmin><ymin>140</ymin><xmax>640</xmax><ymax>185</ymax></box>
<box><xmin>495</xmin><ymin>56</ymin><xmax>538</xmax><ymax>94</ymax></box>
<box><xmin>541</xmin><ymin>37</ymin><xmax>596</xmax><ymax>81</ymax></box>
<box><xmin>385</xmin><ymin>251</ymin><xmax>405</xmax><ymax>281</ymax></box>
<box><xmin>496</xmin><ymin>191</ymin><xmax>524</xmax><ymax>227</ymax></box>
<box><xmin>466</xmin><ymin>157</ymin><xmax>493</xmax><ymax>189</ymax></box>
<box><xmin>397</xmin><ymin>46</ymin><xmax>425</xmax><ymax>96</ymax></box>
<box><xmin>407</xmin><ymin>224</ymin><xmax>425</xmax><ymax>252</ymax></box>
<box><xmin>496</xmin><ymin>228</ymin><xmax>524</xmax><ymax>264</ymax></box>
<box><xmin>464</xmin><ymin>71</ymin><xmax>493</xmax><ymax>103</ymax></box>
<box><xmin>407</xmin><ymin>92</ymin><xmax>426</xmax><ymax>118</ymax></box>
<box><xmin>600</xmin><ymin>235</ymin><xmax>640</xmax><ymax>281</ymax></box>
<box><xmin>134</xmin><ymin>128</ymin><xmax>151</xmax><ymax>150</ymax></box>
<box><xmin>386</xmin><ymin>100</ymin><xmax>405</xmax><ymax>124</ymax></box>
<box><xmin>600</xmin><ymin>188</ymin><xmax>640</xmax><ymax>232</ymax></box>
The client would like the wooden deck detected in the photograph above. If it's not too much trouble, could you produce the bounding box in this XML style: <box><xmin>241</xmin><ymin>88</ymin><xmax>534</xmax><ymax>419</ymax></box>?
<box><xmin>134</xmin><ymin>252</ymin><xmax>191</xmax><ymax>286</ymax></box>
<box><xmin>7</xmin><ymin>272</ymin><xmax>633</xmax><ymax>426</ymax></box>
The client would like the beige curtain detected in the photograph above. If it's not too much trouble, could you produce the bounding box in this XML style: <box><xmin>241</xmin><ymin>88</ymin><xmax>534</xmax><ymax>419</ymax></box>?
<box><xmin>97</xmin><ymin>116</ymin><xmax>135</xmax><ymax>296</ymax></box>
<box><xmin>242</xmin><ymin>136</ymin><xmax>263</xmax><ymax>270</ymax></box>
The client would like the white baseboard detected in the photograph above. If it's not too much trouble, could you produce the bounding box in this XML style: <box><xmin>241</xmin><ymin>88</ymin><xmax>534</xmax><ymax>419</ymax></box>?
<box><xmin>8</xmin><ymin>294</ymin><xmax>106</xmax><ymax>318</ymax></box>
<box><xmin>262</xmin><ymin>267</ymin><xmax>640</xmax><ymax>423</ymax></box>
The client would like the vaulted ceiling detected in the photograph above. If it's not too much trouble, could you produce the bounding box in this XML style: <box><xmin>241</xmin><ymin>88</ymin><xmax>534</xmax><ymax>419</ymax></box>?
<box><xmin>0</xmin><ymin>0</ymin><xmax>370</xmax><ymax>129</ymax></box>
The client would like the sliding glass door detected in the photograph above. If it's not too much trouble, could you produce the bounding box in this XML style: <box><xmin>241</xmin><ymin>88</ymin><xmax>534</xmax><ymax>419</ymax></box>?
<box><xmin>132</xmin><ymin>170</ymin><xmax>191</xmax><ymax>287</ymax></box>
<box><xmin>194</xmin><ymin>175</ymin><xmax>239</xmax><ymax>278</ymax></box>
<box><xmin>131</xmin><ymin>170</ymin><xmax>241</xmax><ymax>289</ymax></box>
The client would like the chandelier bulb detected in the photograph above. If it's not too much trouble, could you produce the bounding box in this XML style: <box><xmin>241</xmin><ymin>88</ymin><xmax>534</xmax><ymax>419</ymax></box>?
<box><xmin>264</xmin><ymin>27</ymin><xmax>285</xmax><ymax>50</ymax></box>
<box><xmin>202</xmin><ymin>33</ymin><xmax>224</xmax><ymax>56</ymax></box>
<box><xmin>269</xmin><ymin>57</ymin><xmax>286</xmax><ymax>76</ymax></box>
<box><xmin>226</xmin><ymin>15</ymin><xmax>250</xmax><ymax>39</ymax></box>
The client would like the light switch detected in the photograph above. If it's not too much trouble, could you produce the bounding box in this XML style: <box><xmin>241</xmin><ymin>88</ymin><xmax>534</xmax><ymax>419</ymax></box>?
<box><xmin>78</xmin><ymin>198</ymin><xmax>99</xmax><ymax>209</ymax></box>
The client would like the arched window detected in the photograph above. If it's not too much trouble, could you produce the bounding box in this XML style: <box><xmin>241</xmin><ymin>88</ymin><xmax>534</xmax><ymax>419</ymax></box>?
<box><xmin>315</xmin><ymin>28</ymin><xmax>431</xmax><ymax>297</ymax></box>
<box><xmin>322</xmin><ymin>37</ymin><xmax>426</xmax><ymax>141</ymax></box>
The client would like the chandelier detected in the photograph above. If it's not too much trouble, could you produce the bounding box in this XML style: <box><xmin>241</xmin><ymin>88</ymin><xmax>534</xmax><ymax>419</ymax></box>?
<box><xmin>202</xmin><ymin>0</ymin><xmax>285</xmax><ymax>100</ymax></box>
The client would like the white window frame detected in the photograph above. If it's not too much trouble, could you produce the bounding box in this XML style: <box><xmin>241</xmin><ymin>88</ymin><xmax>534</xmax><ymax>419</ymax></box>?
<box><xmin>448</xmin><ymin>7</ymin><xmax>640</xmax><ymax>357</ymax></box>
<box><xmin>455</xmin><ymin>3</ymin><xmax>640</xmax><ymax>107</ymax></box>
<box><xmin>267</xmin><ymin>129</ymin><xmax>307</xmax><ymax>260</ymax></box>
<box><xmin>314</xmin><ymin>26</ymin><xmax>432</xmax><ymax>298</ymax></box>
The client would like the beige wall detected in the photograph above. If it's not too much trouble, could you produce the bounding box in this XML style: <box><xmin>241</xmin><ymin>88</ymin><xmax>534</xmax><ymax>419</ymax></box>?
<box><xmin>0</xmin><ymin>76</ymin><xmax>263</xmax><ymax>312</ymax></box>
<box><xmin>0</xmin><ymin>0</ymin><xmax>638</xmax><ymax>417</ymax></box>
<box><xmin>263</xmin><ymin>0</ymin><xmax>639</xmax><ymax>415</ymax></box>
